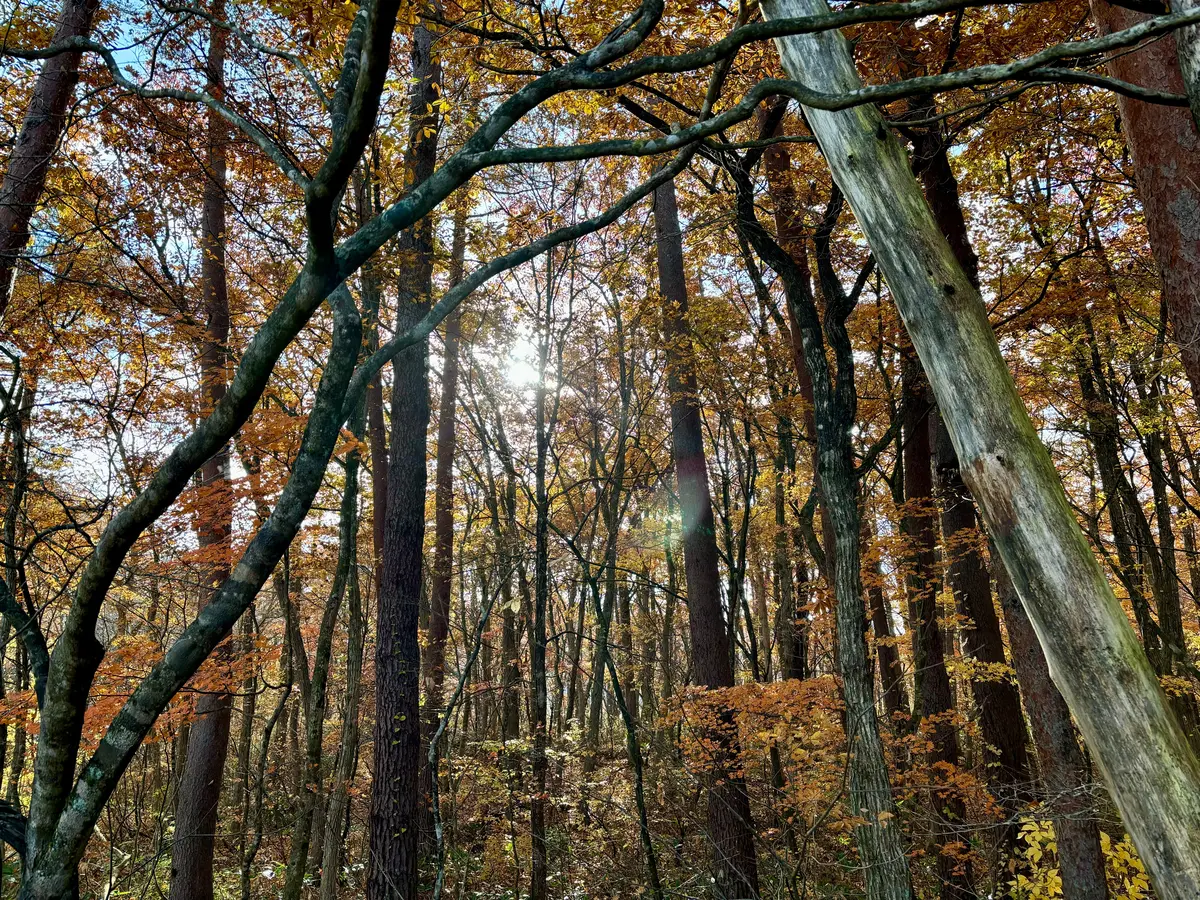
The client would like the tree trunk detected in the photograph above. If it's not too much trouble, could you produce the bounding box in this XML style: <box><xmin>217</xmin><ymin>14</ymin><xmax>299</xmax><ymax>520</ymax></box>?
<box><xmin>282</xmin><ymin>404</ymin><xmax>363</xmax><ymax>900</ymax></box>
<box><xmin>994</xmin><ymin>553</ymin><xmax>1109</xmax><ymax>900</ymax></box>
<box><xmin>655</xmin><ymin>178</ymin><xmax>760</xmax><ymax>900</ymax></box>
<box><xmin>421</xmin><ymin>201</ymin><xmax>468</xmax><ymax>836</ymax></box>
<box><xmin>762</xmin><ymin>4</ymin><xmax>1200</xmax><ymax>894</ymax></box>
<box><xmin>1087</xmin><ymin>0</ymin><xmax>1200</xmax><ymax>407</ymax></box>
<box><xmin>367</xmin><ymin>18</ymin><xmax>440</xmax><ymax>900</ymax></box>
<box><xmin>0</xmin><ymin>0</ymin><xmax>100</xmax><ymax>319</ymax></box>
<box><xmin>320</xmin><ymin>519</ymin><xmax>367</xmax><ymax>900</ymax></box>
<box><xmin>170</xmin><ymin>10</ymin><xmax>233</xmax><ymax>900</ymax></box>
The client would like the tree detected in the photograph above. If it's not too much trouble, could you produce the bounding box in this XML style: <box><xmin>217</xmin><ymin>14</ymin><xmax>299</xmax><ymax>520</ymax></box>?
<box><xmin>763</xmin><ymin>0</ymin><xmax>1200</xmax><ymax>895</ymax></box>
<box><xmin>655</xmin><ymin>177</ymin><xmax>760</xmax><ymax>899</ymax></box>
<box><xmin>169</xmin><ymin>8</ymin><xmax>233</xmax><ymax>900</ymax></box>
<box><xmin>0</xmin><ymin>0</ymin><xmax>100</xmax><ymax>319</ymax></box>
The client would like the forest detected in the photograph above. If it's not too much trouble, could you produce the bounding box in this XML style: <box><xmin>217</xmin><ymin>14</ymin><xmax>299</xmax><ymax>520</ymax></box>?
<box><xmin>5</xmin><ymin>0</ymin><xmax>1200</xmax><ymax>896</ymax></box>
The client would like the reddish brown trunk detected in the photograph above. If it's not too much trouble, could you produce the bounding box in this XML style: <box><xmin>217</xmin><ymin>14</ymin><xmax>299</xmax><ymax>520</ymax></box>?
<box><xmin>902</xmin><ymin>356</ymin><xmax>974</xmax><ymax>900</ymax></box>
<box><xmin>1090</xmin><ymin>0</ymin><xmax>1200</xmax><ymax>406</ymax></box>
<box><xmin>0</xmin><ymin>0</ymin><xmax>100</xmax><ymax>319</ymax></box>
<box><xmin>170</xmin><ymin>8</ymin><xmax>232</xmax><ymax>900</ymax></box>
<box><xmin>655</xmin><ymin>179</ymin><xmax>759</xmax><ymax>899</ymax></box>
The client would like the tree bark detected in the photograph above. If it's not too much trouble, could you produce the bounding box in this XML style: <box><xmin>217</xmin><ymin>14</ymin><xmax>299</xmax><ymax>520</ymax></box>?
<box><xmin>762</xmin><ymin>4</ymin><xmax>1200</xmax><ymax>894</ymax></box>
<box><xmin>367</xmin><ymin>17</ymin><xmax>440</xmax><ymax>900</ymax></box>
<box><xmin>170</xmin><ymin>9</ymin><xmax>233</xmax><ymax>900</ymax></box>
<box><xmin>994</xmin><ymin>552</ymin><xmax>1109</xmax><ymax>900</ymax></box>
<box><xmin>655</xmin><ymin>178</ymin><xmax>760</xmax><ymax>900</ymax></box>
<box><xmin>1086</xmin><ymin>0</ymin><xmax>1200</xmax><ymax>407</ymax></box>
<box><xmin>0</xmin><ymin>0</ymin><xmax>100</xmax><ymax>320</ymax></box>
<box><xmin>421</xmin><ymin>200</ymin><xmax>468</xmax><ymax>835</ymax></box>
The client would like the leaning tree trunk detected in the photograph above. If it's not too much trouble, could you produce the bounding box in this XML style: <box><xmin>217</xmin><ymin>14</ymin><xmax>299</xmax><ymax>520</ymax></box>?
<box><xmin>655</xmin><ymin>178</ymin><xmax>760</xmax><ymax>900</ymax></box>
<box><xmin>368</xmin><ymin>18</ymin><xmax>440</xmax><ymax>900</ymax></box>
<box><xmin>0</xmin><ymin>0</ymin><xmax>100</xmax><ymax>320</ymax></box>
<box><xmin>170</xmin><ymin>10</ymin><xmax>233</xmax><ymax>900</ymax></box>
<box><xmin>762</xmin><ymin>4</ymin><xmax>1200</xmax><ymax>895</ymax></box>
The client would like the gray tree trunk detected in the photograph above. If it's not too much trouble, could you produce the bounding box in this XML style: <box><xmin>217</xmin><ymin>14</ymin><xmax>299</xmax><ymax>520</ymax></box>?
<box><xmin>762</xmin><ymin>3</ymin><xmax>1200</xmax><ymax>895</ymax></box>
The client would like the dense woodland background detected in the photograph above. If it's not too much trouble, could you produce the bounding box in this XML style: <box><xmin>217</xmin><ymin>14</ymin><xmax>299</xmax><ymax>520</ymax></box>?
<box><xmin>4</xmin><ymin>0</ymin><xmax>1200</xmax><ymax>897</ymax></box>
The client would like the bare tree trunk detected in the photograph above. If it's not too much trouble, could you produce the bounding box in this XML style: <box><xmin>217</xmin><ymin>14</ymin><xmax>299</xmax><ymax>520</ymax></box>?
<box><xmin>0</xmin><ymin>0</ymin><xmax>100</xmax><ymax>319</ymax></box>
<box><xmin>368</xmin><ymin>18</ymin><xmax>440</xmax><ymax>900</ymax></box>
<box><xmin>655</xmin><ymin>178</ymin><xmax>760</xmax><ymax>900</ymax></box>
<box><xmin>994</xmin><ymin>553</ymin><xmax>1108</xmax><ymax>900</ymax></box>
<box><xmin>170</xmin><ymin>9</ymin><xmax>233</xmax><ymax>899</ymax></box>
<box><xmin>763</xmin><ymin>4</ymin><xmax>1200</xmax><ymax>894</ymax></box>
<box><xmin>1088</xmin><ymin>0</ymin><xmax>1200</xmax><ymax>407</ymax></box>
<box><xmin>320</xmin><ymin>500</ymin><xmax>367</xmax><ymax>900</ymax></box>
<box><xmin>421</xmin><ymin>201</ymin><xmax>468</xmax><ymax>836</ymax></box>
<box><xmin>282</xmin><ymin>403</ymin><xmax>364</xmax><ymax>900</ymax></box>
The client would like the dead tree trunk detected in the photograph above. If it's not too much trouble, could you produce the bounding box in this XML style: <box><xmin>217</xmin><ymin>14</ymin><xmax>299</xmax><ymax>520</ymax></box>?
<box><xmin>763</xmin><ymin>4</ymin><xmax>1200</xmax><ymax>894</ymax></box>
